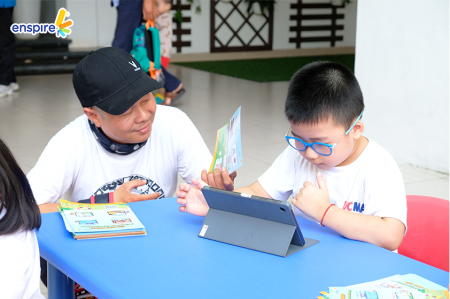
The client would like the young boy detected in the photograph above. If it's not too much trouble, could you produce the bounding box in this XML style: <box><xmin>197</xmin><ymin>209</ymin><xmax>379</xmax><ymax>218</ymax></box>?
<box><xmin>176</xmin><ymin>61</ymin><xmax>407</xmax><ymax>251</ymax></box>
<box><xmin>154</xmin><ymin>0</ymin><xmax>185</xmax><ymax>105</ymax></box>
<box><xmin>155</xmin><ymin>0</ymin><xmax>172</xmax><ymax>69</ymax></box>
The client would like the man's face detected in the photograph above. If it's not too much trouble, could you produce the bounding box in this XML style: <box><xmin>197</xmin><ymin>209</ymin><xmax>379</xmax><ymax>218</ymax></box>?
<box><xmin>89</xmin><ymin>93</ymin><xmax>157</xmax><ymax>144</ymax></box>
<box><xmin>289</xmin><ymin>117</ymin><xmax>362</xmax><ymax>170</ymax></box>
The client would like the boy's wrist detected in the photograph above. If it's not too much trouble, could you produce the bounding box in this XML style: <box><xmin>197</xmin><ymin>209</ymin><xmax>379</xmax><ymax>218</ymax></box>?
<box><xmin>315</xmin><ymin>201</ymin><xmax>333</xmax><ymax>222</ymax></box>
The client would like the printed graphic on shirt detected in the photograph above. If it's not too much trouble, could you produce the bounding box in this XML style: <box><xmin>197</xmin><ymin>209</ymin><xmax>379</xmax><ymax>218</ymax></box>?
<box><xmin>342</xmin><ymin>201</ymin><xmax>365</xmax><ymax>213</ymax></box>
<box><xmin>93</xmin><ymin>174</ymin><xmax>165</xmax><ymax>199</ymax></box>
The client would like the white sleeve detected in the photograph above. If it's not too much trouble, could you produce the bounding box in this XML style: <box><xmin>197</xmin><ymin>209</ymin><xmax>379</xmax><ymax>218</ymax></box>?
<box><xmin>257</xmin><ymin>146</ymin><xmax>296</xmax><ymax>201</ymax></box>
<box><xmin>364</xmin><ymin>154</ymin><xmax>408</xmax><ymax>231</ymax></box>
<box><xmin>27</xmin><ymin>132</ymin><xmax>77</xmax><ymax>205</ymax></box>
<box><xmin>0</xmin><ymin>231</ymin><xmax>45</xmax><ymax>299</ymax></box>
<box><xmin>174</xmin><ymin>112</ymin><xmax>212</xmax><ymax>185</ymax></box>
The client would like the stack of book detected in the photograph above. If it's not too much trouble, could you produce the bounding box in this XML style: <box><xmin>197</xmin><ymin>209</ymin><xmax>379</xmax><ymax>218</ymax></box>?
<box><xmin>317</xmin><ymin>274</ymin><xmax>449</xmax><ymax>299</ymax></box>
<box><xmin>58</xmin><ymin>200</ymin><xmax>146</xmax><ymax>240</ymax></box>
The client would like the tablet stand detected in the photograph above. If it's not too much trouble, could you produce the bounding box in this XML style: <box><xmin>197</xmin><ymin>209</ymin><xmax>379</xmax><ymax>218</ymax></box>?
<box><xmin>199</xmin><ymin>208</ymin><xmax>319</xmax><ymax>257</ymax></box>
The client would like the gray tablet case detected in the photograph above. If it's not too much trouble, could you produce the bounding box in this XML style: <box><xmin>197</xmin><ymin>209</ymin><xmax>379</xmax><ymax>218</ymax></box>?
<box><xmin>198</xmin><ymin>186</ymin><xmax>319</xmax><ymax>257</ymax></box>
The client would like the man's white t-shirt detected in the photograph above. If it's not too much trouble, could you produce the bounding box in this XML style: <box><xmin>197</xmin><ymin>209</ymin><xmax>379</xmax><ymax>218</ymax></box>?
<box><xmin>28</xmin><ymin>106</ymin><xmax>212</xmax><ymax>204</ymax></box>
<box><xmin>258</xmin><ymin>138</ymin><xmax>407</xmax><ymax>228</ymax></box>
<box><xmin>0</xmin><ymin>211</ymin><xmax>44</xmax><ymax>299</ymax></box>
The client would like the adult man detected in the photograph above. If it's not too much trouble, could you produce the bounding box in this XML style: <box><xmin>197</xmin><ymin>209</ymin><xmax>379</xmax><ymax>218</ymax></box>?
<box><xmin>29</xmin><ymin>47</ymin><xmax>235</xmax><ymax>290</ymax></box>
<box><xmin>28</xmin><ymin>47</ymin><xmax>212</xmax><ymax>211</ymax></box>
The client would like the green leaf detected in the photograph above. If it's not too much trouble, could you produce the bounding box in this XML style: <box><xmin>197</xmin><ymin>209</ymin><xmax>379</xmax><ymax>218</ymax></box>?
<box><xmin>196</xmin><ymin>5</ymin><xmax>201</xmax><ymax>12</ymax></box>
<box><xmin>174</xmin><ymin>8</ymin><xmax>183</xmax><ymax>23</ymax></box>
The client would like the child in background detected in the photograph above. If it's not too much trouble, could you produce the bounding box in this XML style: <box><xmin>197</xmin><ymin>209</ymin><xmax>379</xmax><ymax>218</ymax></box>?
<box><xmin>155</xmin><ymin>0</ymin><xmax>185</xmax><ymax>106</ymax></box>
<box><xmin>155</xmin><ymin>0</ymin><xmax>173</xmax><ymax>69</ymax></box>
<box><xmin>176</xmin><ymin>61</ymin><xmax>407</xmax><ymax>251</ymax></box>
<box><xmin>0</xmin><ymin>139</ymin><xmax>44</xmax><ymax>298</ymax></box>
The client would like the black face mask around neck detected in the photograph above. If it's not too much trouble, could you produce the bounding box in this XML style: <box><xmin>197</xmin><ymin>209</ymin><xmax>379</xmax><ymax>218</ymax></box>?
<box><xmin>88</xmin><ymin>119</ymin><xmax>147</xmax><ymax>155</ymax></box>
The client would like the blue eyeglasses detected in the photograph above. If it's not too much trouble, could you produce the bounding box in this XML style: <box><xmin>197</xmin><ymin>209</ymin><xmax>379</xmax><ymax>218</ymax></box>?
<box><xmin>285</xmin><ymin>110</ymin><xmax>364</xmax><ymax>156</ymax></box>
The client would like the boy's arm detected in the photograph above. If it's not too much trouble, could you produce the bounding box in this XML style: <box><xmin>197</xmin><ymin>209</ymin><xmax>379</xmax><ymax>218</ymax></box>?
<box><xmin>234</xmin><ymin>180</ymin><xmax>273</xmax><ymax>199</ymax></box>
<box><xmin>176</xmin><ymin>179</ymin><xmax>273</xmax><ymax>217</ymax></box>
<box><xmin>292</xmin><ymin>172</ymin><xmax>405</xmax><ymax>251</ymax></box>
<box><xmin>320</xmin><ymin>207</ymin><xmax>405</xmax><ymax>251</ymax></box>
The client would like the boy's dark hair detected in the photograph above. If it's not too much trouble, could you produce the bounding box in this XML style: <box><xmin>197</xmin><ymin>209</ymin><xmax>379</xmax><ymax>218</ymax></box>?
<box><xmin>163</xmin><ymin>0</ymin><xmax>172</xmax><ymax>5</ymax></box>
<box><xmin>0</xmin><ymin>139</ymin><xmax>41</xmax><ymax>236</ymax></box>
<box><xmin>285</xmin><ymin>61</ymin><xmax>364</xmax><ymax>128</ymax></box>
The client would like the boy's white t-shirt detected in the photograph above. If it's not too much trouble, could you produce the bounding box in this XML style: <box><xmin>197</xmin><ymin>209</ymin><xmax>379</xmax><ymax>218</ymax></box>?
<box><xmin>0</xmin><ymin>211</ymin><xmax>44</xmax><ymax>299</ymax></box>
<box><xmin>28</xmin><ymin>106</ymin><xmax>212</xmax><ymax>204</ymax></box>
<box><xmin>258</xmin><ymin>138</ymin><xmax>407</xmax><ymax>228</ymax></box>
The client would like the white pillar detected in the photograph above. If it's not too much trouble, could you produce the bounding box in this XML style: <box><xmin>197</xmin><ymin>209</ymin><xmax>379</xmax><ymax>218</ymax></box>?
<box><xmin>355</xmin><ymin>0</ymin><xmax>449</xmax><ymax>173</ymax></box>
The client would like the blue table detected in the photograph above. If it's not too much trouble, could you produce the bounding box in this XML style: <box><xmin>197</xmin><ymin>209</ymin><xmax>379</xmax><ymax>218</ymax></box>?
<box><xmin>37</xmin><ymin>198</ymin><xmax>449</xmax><ymax>299</ymax></box>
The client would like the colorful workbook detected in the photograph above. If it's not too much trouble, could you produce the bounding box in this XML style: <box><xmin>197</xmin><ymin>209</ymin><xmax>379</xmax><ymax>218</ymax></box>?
<box><xmin>209</xmin><ymin>106</ymin><xmax>243</xmax><ymax>174</ymax></box>
<box><xmin>58</xmin><ymin>200</ymin><xmax>146</xmax><ymax>240</ymax></box>
<box><xmin>321</xmin><ymin>274</ymin><xmax>449</xmax><ymax>299</ymax></box>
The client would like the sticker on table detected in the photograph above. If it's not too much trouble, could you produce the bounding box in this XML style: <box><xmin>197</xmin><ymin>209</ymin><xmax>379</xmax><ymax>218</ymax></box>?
<box><xmin>199</xmin><ymin>225</ymin><xmax>209</xmax><ymax>237</ymax></box>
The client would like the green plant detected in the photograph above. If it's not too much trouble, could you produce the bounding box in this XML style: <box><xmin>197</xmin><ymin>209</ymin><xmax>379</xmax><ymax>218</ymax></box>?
<box><xmin>243</xmin><ymin>0</ymin><xmax>275</xmax><ymax>15</ymax></box>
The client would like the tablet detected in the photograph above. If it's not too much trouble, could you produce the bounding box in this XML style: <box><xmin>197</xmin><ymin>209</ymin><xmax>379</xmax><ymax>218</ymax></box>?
<box><xmin>199</xmin><ymin>186</ymin><xmax>318</xmax><ymax>257</ymax></box>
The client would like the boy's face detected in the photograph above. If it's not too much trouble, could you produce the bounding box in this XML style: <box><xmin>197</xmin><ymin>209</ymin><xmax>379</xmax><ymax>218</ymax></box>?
<box><xmin>289</xmin><ymin>116</ymin><xmax>364</xmax><ymax>170</ymax></box>
<box><xmin>156</xmin><ymin>0</ymin><xmax>171</xmax><ymax>14</ymax></box>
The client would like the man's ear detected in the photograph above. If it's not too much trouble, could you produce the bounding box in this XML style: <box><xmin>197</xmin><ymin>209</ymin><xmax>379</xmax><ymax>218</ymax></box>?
<box><xmin>351</xmin><ymin>121</ymin><xmax>364</xmax><ymax>140</ymax></box>
<box><xmin>83</xmin><ymin>107</ymin><xmax>102</xmax><ymax>128</ymax></box>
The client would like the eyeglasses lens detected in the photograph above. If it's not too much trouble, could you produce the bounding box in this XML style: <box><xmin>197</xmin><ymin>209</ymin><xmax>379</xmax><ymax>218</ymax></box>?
<box><xmin>287</xmin><ymin>138</ymin><xmax>306</xmax><ymax>151</ymax></box>
<box><xmin>313</xmin><ymin>143</ymin><xmax>332</xmax><ymax>156</ymax></box>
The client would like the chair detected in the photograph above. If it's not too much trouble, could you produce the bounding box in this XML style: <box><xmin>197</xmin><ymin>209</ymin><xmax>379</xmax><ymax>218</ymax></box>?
<box><xmin>398</xmin><ymin>195</ymin><xmax>449</xmax><ymax>271</ymax></box>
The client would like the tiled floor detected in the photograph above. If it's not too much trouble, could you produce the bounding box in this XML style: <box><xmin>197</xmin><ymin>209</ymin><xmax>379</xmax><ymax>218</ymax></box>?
<box><xmin>0</xmin><ymin>65</ymin><xmax>447</xmax><ymax>298</ymax></box>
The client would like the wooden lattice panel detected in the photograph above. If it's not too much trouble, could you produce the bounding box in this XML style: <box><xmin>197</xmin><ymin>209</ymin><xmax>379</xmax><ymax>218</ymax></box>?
<box><xmin>290</xmin><ymin>1</ymin><xmax>344</xmax><ymax>48</ymax></box>
<box><xmin>210</xmin><ymin>0</ymin><xmax>273</xmax><ymax>53</ymax></box>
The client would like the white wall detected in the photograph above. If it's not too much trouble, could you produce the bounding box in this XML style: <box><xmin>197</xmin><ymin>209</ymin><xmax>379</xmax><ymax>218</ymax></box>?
<box><xmin>66</xmin><ymin>0</ymin><xmax>116</xmax><ymax>49</ymax></box>
<box><xmin>355</xmin><ymin>0</ymin><xmax>449</xmax><ymax>173</ymax></box>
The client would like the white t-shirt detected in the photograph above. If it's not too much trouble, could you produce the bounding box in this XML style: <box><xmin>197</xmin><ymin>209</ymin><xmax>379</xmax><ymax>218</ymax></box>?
<box><xmin>28</xmin><ymin>106</ymin><xmax>212</xmax><ymax>204</ymax></box>
<box><xmin>258</xmin><ymin>138</ymin><xmax>407</xmax><ymax>228</ymax></box>
<box><xmin>0</xmin><ymin>210</ymin><xmax>44</xmax><ymax>299</ymax></box>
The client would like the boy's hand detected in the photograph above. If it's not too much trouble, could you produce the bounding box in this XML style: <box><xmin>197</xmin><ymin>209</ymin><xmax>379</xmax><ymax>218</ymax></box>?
<box><xmin>201</xmin><ymin>168</ymin><xmax>237</xmax><ymax>191</ymax></box>
<box><xmin>291</xmin><ymin>172</ymin><xmax>330</xmax><ymax>221</ymax></box>
<box><xmin>142</xmin><ymin>0</ymin><xmax>158</xmax><ymax>21</ymax></box>
<box><xmin>176</xmin><ymin>178</ymin><xmax>209</xmax><ymax>216</ymax></box>
<box><xmin>113</xmin><ymin>180</ymin><xmax>160</xmax><ymax>203</ymax></box>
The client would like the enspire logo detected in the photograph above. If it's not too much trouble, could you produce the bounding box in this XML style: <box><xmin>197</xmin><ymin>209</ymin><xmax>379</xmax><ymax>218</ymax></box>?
<box><xmin>10</xmin><ymin>8</ymin><xmax>73</xmax><ymax>38</ymax></box>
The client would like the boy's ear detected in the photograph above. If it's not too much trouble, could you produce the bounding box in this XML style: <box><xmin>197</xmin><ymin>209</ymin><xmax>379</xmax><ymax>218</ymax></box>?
<box><xmin>351</xmin><ymin>121</ymin><xmax>364</xmax><ymax>139</ymax></box>
<box><xmin>83</xmin><ymin>107</ymin><xmax>102</xmax><ymax>128</ymax></box>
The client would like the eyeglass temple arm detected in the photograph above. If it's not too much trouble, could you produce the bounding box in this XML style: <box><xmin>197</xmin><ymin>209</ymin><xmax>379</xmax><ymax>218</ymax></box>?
<box><xmin>344</xmin><ymin>110</ymin><xmax>364</xmax><ymax>135</ymax></box>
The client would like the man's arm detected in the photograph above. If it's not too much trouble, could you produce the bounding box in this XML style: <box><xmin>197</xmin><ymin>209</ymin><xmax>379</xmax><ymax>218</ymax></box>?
<box><xmin>39</xmin><ymin>180</ymin><xmax>160</xmax><ymax>214</ymax></box>
<box><xmin>142</xmin><ymin>0</ymin><xmax>158</xmax><ymax>20</ymax></box>
<box><xmin>39</xmin><ymin>203</ymin><xmax>61</xmax><ymax>214</ymax></box>
<box><xmin>201</xmin><ymin>168</ymin><xmax>237</xmax><ymax>191</ymax></box>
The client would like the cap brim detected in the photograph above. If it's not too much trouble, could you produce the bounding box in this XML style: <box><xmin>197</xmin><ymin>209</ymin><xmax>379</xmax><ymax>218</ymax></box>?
<box><xmin>96</xmin><ymin>74</ymin><xmax>162</xmax><ymax>115</ymax></box>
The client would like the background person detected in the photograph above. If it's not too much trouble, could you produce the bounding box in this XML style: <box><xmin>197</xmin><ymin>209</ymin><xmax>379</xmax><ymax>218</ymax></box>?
<box><xmin>0</xmin><ymin>0</ymin><xmax>20</xmax><ymax>98</ymax></box>
<box><xmin>0</xmin><ymin>139</ymin><xmax>44</xmax><ymax>299</ymax></box>
<box><xmin>112</xmin><ymin>0</ymin><xmax>158</xmax><ymax>53</ymax></box>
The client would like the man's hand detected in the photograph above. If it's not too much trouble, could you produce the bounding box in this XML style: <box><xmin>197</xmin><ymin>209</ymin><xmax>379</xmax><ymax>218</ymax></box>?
<box><xmin>176</xmin><ymin>178</ymin><xmax>209</xmax><ymax>216</ymax></box>
<box><xmin>291</xmin><ymin>172</ymin><xmax>330</xmax><ymax>221</ymax></box>
<box><xmin>201</xmin><ymin>168</ymin><xmax>236</xmax><ymax>191</ymax></box>
<box><xmin>113</xmin><ymin>180</ymin><xmax>160</xmax><ymax>203</ymax></box>
<box><xmin>142</xmin><ymin>0</ymin><xmax>158</xmax><ymax>21</ymax></box>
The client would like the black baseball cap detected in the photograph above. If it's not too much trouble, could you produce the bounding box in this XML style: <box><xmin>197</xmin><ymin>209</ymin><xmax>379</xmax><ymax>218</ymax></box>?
<box><xmin>73</xmin><ymin>47</ymin><xmax>162</xmax><ymax>115</ymax></box>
